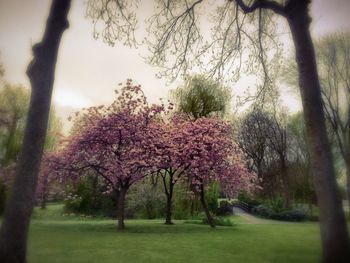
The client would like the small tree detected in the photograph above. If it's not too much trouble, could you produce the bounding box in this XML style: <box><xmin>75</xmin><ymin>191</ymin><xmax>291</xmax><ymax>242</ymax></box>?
<box><xmin>183</xmin><ymin>117</ymin><xmax>255</xmax><ymax>227</ymax></box>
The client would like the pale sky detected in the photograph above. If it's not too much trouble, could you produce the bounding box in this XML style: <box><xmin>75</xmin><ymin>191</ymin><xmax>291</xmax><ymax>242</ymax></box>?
<box><xmin>0</xmin><ymin>0</ymin><xmax>350</xmax><ymax>132</ymax></box>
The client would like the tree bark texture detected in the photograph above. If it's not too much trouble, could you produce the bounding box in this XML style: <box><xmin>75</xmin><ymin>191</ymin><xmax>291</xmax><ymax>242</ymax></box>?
<box><xmin>162</xmin><ymin>173</ymin><xmax>174</xmax><ymax>225</ymax></box>
<box><xmin>0</xmin><ymin>1</ymin><xmax>71</xmax><ymax>262</ymax></box>
<box><xmin>286</xmin><ymin>1</ymin><xmax>350</xmax><ymax>262</ymax></box>
<box><xmin>200</xmin><ymin>184</ymin><xmax>215</xmax><ymax>228</ymax></box>
<box><xmin>346</xmin><ymin>160</ymin><xmax>350</xmax><ymax>217</ymax></box>
<box><xmin>117</xmin><ymin>187</ymin><xmax>127</xmax><ymax>230</ymax></box>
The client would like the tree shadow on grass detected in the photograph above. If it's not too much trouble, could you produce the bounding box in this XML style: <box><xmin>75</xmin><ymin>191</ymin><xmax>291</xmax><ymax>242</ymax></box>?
<box><xmin>31</xmin><ymin>219</ymin><xmax>236</xmax><ymax>234</ymax></box>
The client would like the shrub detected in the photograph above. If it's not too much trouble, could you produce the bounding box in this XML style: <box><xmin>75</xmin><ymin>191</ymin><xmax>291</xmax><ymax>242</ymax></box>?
<box><xmin>126</xmin><ymin>179</ymin><xmax>165</xmax><ymax>219</ymax></box>
<box><xmin>237</xmin><ymin>191</ymin><xmax>261</xmax><ymax>212</ymax></box>
<box><xmin>267</xmin><ymin>198</ymin><xmax>285</xmax><ymax>213</ymax></box>
<box><xmin>64</xmin><ymin>176</ymin><xmax>116</xmax><ymax>217</ymax></box>
<box><xmin>216</xmin><ymin>200</ymin><xmax>232</xmax><ymax>216</ymax></box>
<box><xmin>252</xmin><ymin>204</ymin><xmax>307</xmax><ymax>221</ymax></box>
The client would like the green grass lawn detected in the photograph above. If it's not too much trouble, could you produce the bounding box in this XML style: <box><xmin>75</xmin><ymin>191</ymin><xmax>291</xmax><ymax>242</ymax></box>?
<box><xmin>22</xmin><ymin>204</ymin><xmax>322</xmax><ymax>263</ymax></box>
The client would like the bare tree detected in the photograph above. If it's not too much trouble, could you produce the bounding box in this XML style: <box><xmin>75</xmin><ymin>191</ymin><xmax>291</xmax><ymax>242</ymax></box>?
<box><xmin>86</xmin><ymin>0</ymin><xmax>139</xmax><ymax>47</ymax></box>
<box><xmin>0</xmin><ymin>1</ymin><xmax>71</xmax><ymax>262</ymax></box>
<box><xmin>237</xmin><ymin>108</ymin><xmax>290</xmax><ymax>204</ymax></box>
<box><xmin>237</xmin><ymin>110</ymin><xmax>271</xmax><ymax>187</ymax></box>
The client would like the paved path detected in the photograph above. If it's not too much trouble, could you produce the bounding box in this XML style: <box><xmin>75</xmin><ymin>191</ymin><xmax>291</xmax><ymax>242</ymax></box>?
<box><xmin>232</xmin><ymin>207</ymin><xmax>266</xmax><ymax>224</ymax></box>
<box><xmin>232</xmin><ymin>207</ymin><xmax>292</xmax><ymax>224</ymax></box>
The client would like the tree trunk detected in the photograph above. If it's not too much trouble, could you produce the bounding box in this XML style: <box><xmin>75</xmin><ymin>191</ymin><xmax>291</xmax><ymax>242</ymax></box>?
<box><xmin>199</xmin><ymin>184</ymin><xmax>215</xmax><ymax>228</ymax></box>
<box><xmin>162</xmin><ymin>173</ymin><xmax>174</xmax><ymax>225</ymax></box>
<box><xmin>117</xmin><ymin>187</ymin><xmax>127</xmax><ymax>230</ymax></box>
<box><xmin>165</xmin><ymin>193</ymin><xmax>173</xmax><ymax>225</ymax></box>
<box><xmin>346</xmin><ymin>160</ymin><xmax>350</xmax><ymax>217</ymax></box>
<box><xmin>0</xmin><ymin>1</ymin><xmax>71</xmax><ymax>262</ymax></box>
<box><xmin>286</xmin><ymin>1</ymin><xmax>350</xmax><ymax>262</ymax></box>
<box><xmin>280</xmin><ymin>156</ymin><xmax>291</xmax><ymax>209</ymax></box>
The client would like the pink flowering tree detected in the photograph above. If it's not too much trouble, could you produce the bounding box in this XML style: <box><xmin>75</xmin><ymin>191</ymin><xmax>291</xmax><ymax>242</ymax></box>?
<box><xmin>181</xmin><ymin>117</ymin><xmax>255</xmax><ymax>228</ymax></box>
<box><xmin>152</xmin><ymin>114</ymin><xmax>255</xmax><ymax>227</ymax></box>
<box><xmin>47</xmin><ymin>80</ymin><xmax>163</xmax><ymax>230</ymax></box>
<box><xmin>149</xmin><ymin>113</ymin><xmax>191</xmax><ymax>225</ymax></box>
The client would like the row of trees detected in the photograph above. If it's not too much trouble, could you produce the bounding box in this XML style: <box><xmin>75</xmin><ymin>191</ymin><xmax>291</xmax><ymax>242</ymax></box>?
<box><xmin>44</xmin><ymin>80</ymin><xmax>254</xmax><ymax>229</ymax></box>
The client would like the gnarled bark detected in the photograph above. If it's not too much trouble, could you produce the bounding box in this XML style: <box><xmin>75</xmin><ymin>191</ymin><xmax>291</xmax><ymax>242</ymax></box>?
<box><xmin>0</xmin><ymin>1</ymin><xmax>71</xmax><ymax>262</ymax></box>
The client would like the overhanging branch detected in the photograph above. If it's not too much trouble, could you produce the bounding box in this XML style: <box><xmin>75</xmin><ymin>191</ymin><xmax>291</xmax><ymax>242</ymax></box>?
<box><xmin>233</xmin><ymin>0</ymin><xmax>286</xmax><ymax>16</ymax></box>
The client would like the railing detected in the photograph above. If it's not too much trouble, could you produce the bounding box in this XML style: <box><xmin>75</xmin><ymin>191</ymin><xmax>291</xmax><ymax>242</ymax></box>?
<box><xmin>231</xmin><ymin>200</ymin><xmax>250</xmax><ymax>213</ymax></box>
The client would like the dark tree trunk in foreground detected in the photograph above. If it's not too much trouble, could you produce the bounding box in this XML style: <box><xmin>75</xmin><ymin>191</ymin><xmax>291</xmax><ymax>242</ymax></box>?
<box><xmin>0</xmin><ymin>1</ymin><xmax>71</xmax><ymax>262</ymax></box>
<box><xmin>235</xmin><ymin>1</ymin><xmax>350</xmax><ymax>260</ymax></box>
<box><xmin>117</xmin><ymin>187</ymin><xmax>127</xmax><ymax>230</ymax></box>
<box><xmin>346</xmin><ymin>160</ymin><xmax>350</xmax><ymax>217</ymax></box>
<box><xmin>199</xmin><ymin>184</ymin><xmax>215</xmax><ymax>228</ymax></box>
<box><xmin>286</xmin><ymin>1</ymin><xmax>350</xmax><ymax>262</ymax></box>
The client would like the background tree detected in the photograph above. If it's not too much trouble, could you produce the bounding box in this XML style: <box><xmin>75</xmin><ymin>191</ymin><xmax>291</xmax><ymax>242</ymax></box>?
<box><xmin>171</xmin><ymin>74</ymin><xmax>231</xmax><ymax>119</ymax></box>
<box><xmin>0</xmin><ymin>1</ymin><xmax>71</xmax><ymax>262</ymax></box>
<box><xmin>287</xmin><ymin>112</ymin><xmax>315</xmax><ymax>212</ymax></box>
<box><xmin>237</xmin><ymin>107</ymin><xmax>291</xmax><ymax>206</ymax></box>
<box><xmin>284</xmin><ymin>32</ymin><xmax>350</xmax><ymax>211</ymax></box>
<box><xmin>0</xmin><ymin>84</ymin><xmax>63</xmax><ymax>212</ymax></box>
<box><xmin>316</xmin><ymin>33</ymin><xmax>350</xmax><ymax>213</ymax></box>
<box><xmin>0</xmin><ymin>85</ymin><xmax>62</xmax><ymax>168</ymax></box>
<box><xmin>237</xmin><ymin>110</ymin><xmax>272</xmax><ymax>194</ymax></box>
<box><xmin>0</xmin><ymin>85</ymin><xmax>30</xmax><ymax>167</ymax></box>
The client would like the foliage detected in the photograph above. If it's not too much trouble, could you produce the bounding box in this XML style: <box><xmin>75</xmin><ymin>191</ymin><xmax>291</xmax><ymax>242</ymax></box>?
<box><xmin>252</xmin><ymin>204</ymin><xmax>307</xmax><ymax>222</ymax></box>
<box><xmin>125</xmin><ymin>177</ymin><xmax>165</xmax><ymax>219</ymax></box>
<box><xmin>64</xmin><ymin>176</ymin><xmax>116</xmax><ymax>217</ymax></box>
<box><xmin>171</xmin><ymin>74</ymin><xmax>231</xmax><ymax>119</ymax></box>
<box><xmin>172</xmin><ymin>185</ymin><xmax>195</xmax><ymax>220</ymax></box>
<box><xmin>283</xmin><ymin>32</ymin><xmax>350</xmax><ymax>187</ymax></box>
<box><xmin>237</xmin><ymin>191</ymin><xmax>262</xmax><ymax>212</ymax></box>
<box><xmin>0</xmin><ymin>84</ymin><xmax>62</xmax><ymax>208</ymax></box>
<box><xmin>0</xmin><ymin>84</ymin><xmax>30</xmax><ymax>167</ymax></box>
<box><xmin>216</xmin><ymin>200</ymin><xmax>233</xmax><ymax>216</ymax></box>
<box><xmin>204</xmin><ymin>182</ymin><xmax>220</xmax><ymax>215</ymax></box>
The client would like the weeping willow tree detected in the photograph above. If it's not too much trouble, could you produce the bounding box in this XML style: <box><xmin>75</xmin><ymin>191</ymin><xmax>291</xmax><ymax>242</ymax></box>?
<box><xmin>171</xmin><ymin>74</ymin><xmax>231</xmax><ymax>119</ymax></box>
<box><xmin>0</xmin><ymin>84</ymin><xmax>62</xmax><ymax>168</ymax></box>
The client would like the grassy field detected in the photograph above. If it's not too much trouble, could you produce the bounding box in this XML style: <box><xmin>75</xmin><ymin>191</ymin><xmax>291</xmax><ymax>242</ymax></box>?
<box><xmin>22</xmin><ymin>204</ymin><xmax>322</xmax><ymax>263</ymax></box>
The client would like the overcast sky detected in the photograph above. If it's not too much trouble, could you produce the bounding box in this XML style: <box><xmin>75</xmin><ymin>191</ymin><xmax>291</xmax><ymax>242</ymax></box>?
<box><xmin>0</xmin><ymin>0</ymin><xmax>350</xmax><ymax>132</ymax></box>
